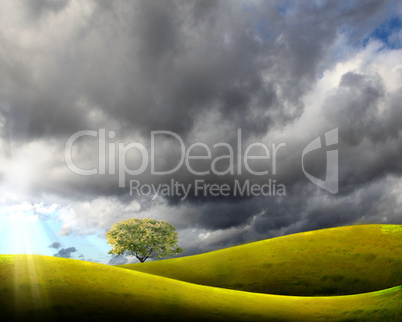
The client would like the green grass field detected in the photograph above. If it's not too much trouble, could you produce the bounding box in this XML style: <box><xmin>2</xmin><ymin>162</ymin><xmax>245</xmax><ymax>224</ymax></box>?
<box><xmin>0</xmin><ymin>224</ymin><xmax>401</xmax><ymax>321</ymax></box>
<box><xmin>120</xmin><ymin>224</ymin><xmax>402</xmax><ymax>296</ymax></box>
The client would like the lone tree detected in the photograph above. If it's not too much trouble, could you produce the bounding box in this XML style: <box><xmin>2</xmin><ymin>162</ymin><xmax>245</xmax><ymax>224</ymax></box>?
<box><xmin>106</xmin><ymin>217</ymin><xmax>183</xmax><ymax>263</ymax></box>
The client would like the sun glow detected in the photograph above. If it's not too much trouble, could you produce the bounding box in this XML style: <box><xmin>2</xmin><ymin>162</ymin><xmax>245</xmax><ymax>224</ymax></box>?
<box><xmin>0</xmin><ymin>202</ymin><xmax>55</xmax><ymax>255</ymax></box>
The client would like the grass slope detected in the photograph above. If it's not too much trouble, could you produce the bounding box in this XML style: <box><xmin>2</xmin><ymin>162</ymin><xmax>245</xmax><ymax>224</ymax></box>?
<box><xmin>120</xmin><ymin>224</ymin><xmax>402</xmax><ymax>296</ymax></box>
<box><xmin>0</xmin><ymin>255</ymin><xmax>401</xmax><ymax>321</ymax></box>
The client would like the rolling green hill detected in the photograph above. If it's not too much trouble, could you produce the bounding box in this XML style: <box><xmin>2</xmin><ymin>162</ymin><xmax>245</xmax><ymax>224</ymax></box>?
<box><xmin>120</xmin><ymin>224</ymin><xmax>402</xmax><ymax>296</ymax></box>
<box><xmin>0</xmin><ymin>254</ymin><xmax>401</xmax><ymax>321</ymax></box>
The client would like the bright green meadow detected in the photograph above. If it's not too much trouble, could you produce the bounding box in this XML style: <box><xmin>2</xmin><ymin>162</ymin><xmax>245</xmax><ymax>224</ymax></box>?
<box><xmin>121</xmin><ymin>224</ymin><xmax>402</xmax><ymax>296</ymax></box>
<box><xmin>0</xmin><ymin>224</ymin><xmax>400</xmax><ymax>321</ymax></box>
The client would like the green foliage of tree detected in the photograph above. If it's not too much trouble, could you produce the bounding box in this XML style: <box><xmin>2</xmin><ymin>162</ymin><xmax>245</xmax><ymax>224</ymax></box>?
<box><xmin>106</xmin><ymin>217</ymin><xmax>183</xmax><ymax>263</ymax></box>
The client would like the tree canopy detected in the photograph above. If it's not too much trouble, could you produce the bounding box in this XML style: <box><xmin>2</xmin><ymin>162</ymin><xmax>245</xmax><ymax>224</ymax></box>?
<box><xmin>106</xmin><ymin>217</ymin><xmax>183</xmax><ymax>263</ymax></box>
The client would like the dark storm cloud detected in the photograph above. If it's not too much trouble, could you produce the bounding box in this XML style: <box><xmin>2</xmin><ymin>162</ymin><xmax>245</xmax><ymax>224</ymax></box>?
<box><xmin>107</xmin><ymin>255</ymin><xmax>128</xmax><ymax>265</ymax></box>
<box><xmin>323</xmin><ymin>71</ymin><xmax>402</xmax><ymax>193</ymax></box>
<box><xmin>48</xmin><ymin>242</ymin><xmax>61</xmax><ymax>249</ymax></box>
<box><xmin>24</xmin><ymin>0</ymin><xmax>70</xmax><ymax>21</ymax></box>
<box><xmin>53</xmin><ymin>247</ymin><xmax>77</xmax><ymax>258</ymax></box>
<box><xmin>0</xmin><ymin>0</ymin><xmax>401</xmax><ymax>257</ymax></box>
<box><xmin>3</xmin><ymin>0</ymin><xmax>391</xmax><ymax>141</ymax></box>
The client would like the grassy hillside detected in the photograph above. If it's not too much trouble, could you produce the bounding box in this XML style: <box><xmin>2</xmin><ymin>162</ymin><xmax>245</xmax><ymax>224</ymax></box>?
<box><xmin>0</xmin><ymin>254</ymin><xmax>401</xmax><ymax>321</ymax></box>
<box><xmin>120</xmin><ymin>224</ymin><xmax>402</xmax><ymax>296</ymax></box>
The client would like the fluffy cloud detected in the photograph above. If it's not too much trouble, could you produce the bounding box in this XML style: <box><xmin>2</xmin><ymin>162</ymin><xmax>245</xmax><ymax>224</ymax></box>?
<box><xmin>53</xmin><ymin>246</ymin><xmax>77</xmax><ymax>258</ymax></box>
<box><xmin>48</xmin><ymin>242</ymin><xmax>61</xmax><ymax>249</ymax></box>
<box><xmin>107</xmin><ymin>255</ymin><xmax>129</xmax><ymax>266</ymax></box>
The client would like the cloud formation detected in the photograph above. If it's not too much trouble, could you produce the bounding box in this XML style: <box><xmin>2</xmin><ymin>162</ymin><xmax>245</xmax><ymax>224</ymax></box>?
<box><xmin>107</xmin><ymin>255</ymin><xmax>129</xmax><ymax>266</ymax></box>
<box><xmin>48</xmin><ymin>242</ymin><xmax>61</xmax><ymax>249</ymax></box>
<box><xmin>53</xmin><ymin>247</ymin><xmax>77</xmax><ymax>258</ymax></box>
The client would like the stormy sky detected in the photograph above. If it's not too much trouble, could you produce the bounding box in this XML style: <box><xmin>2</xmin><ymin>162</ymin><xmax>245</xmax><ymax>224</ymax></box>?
<box><xmin>0</xmin><ymin>0</ymin><xmax>401</xmax><ymax>263</ymax></box>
